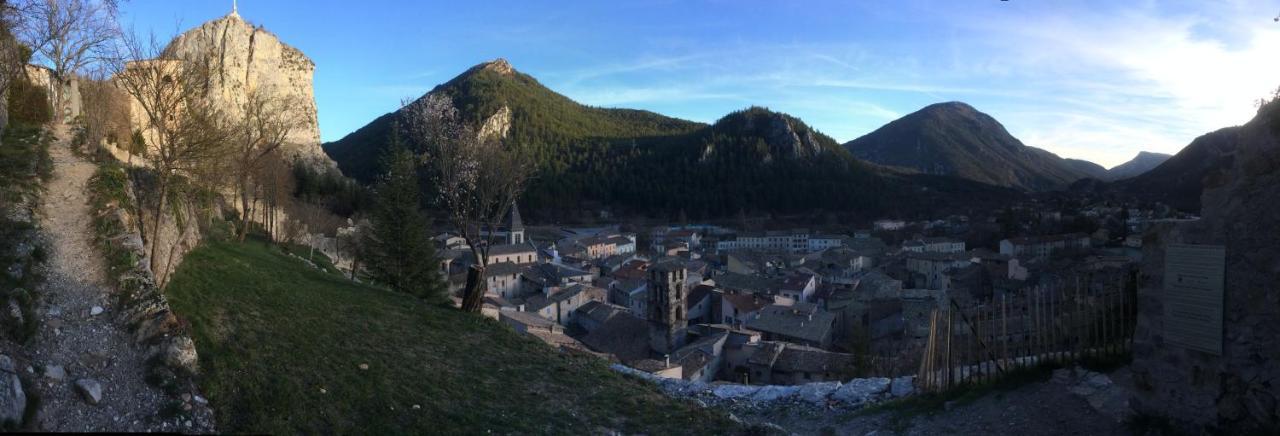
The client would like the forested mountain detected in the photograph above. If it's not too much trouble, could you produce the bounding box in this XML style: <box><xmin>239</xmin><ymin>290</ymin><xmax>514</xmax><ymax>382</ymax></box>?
<box><xmin>323</xmin><ymin>59</ymin><xmax>704</xmax><ymax>184</ymax></box>
<box><xmin>324</xmin><ymin>60</ymin><xmax>1018</xmax><ymax>221</ymax></box>
<box><xmin>1065</xmin><ymin>158</ymin><xmax>1109</xmax><ymax>180</ymax></box>
<box><xmin>1112</xmin><ymin>128</ymin><xmax>1240</xmax><ymax>211</ymax></box>
<box><xmin>843</xmin><ymin>102</ymin><xmax>1092</xmax><ymax>191</ymax></box>
<box><xmin>1107</xmin><ymin>151</ymin><xmax>1171</xmax><ymax>180</ymax></box>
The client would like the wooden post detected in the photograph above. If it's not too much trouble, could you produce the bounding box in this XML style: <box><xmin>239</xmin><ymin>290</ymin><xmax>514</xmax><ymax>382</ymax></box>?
<box><xmin>922</xmin><ymin>310</ymin><xmax>936</xmax><ymax>392</ymax></box>
<box><xmin>1048</xmin><ymin>288</ymin><xmax>1056</xmax><ymax>364</ymax></box>
<box><xmin>920</xmin><ymin>311</ymin><xmax>929</xmax><ymax>391</ymax></box>
<box><xmin>945</xmin><ymin>308</ymin><xmax>954</xmax><ymax>389</ymax></box>
<box><xmin>1104</xmin><ymin>286</ymin><xmax>1111</xmax><ymax>358</ymax></box>
<box><xmin>1002</xmin><ymin>294</ymin><xmax>1008</xmax><ymax>370</ymax></box>
<box><xmin>1076</xmin><ymin>280</ymin><xmax>1084</xmax><ymax>362</ymax></box>
<box><xmin>1029</xmin><ymin>288</ymin><xmax>1039</xmax><ymax>363</ymax></box>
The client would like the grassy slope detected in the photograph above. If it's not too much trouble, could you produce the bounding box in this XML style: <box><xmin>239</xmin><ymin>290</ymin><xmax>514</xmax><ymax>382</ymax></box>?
<box><xmin>165</xmin><ymin>239</ymin><xmax>740</xmax><ymax>435</ymax></box>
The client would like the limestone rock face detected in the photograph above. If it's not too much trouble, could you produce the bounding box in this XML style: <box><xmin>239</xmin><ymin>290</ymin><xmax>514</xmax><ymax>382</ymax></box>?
<box><xmin>1131</xmin><ymin>102</ymin><xmax>1280</xmax><ymax>434</ymax></box>
<box><xmin>164</xmin><ymin>13</ymin><xmax>332</xmax><ymax>168</ymax></box>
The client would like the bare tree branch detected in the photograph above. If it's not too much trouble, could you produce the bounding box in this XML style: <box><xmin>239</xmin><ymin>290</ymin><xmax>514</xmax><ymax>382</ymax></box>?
<box><xmin>398</xmin><ymin>94</ymin><xmax>531</xmax><ymax>312</ymax></box>
<box><xmin>19</xmin><ymin>0</ymin><xmax>121</xmax><ymax>122</ymax></box>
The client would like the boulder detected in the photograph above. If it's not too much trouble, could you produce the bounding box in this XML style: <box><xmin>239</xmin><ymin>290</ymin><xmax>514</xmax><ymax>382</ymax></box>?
<box><xmin>0</xmin><ymin>356</ymin><xmax>25</xmax><ymax>426</ymax></box>
<box><xmin>74</xmin><ymin>379</ymin><xmax>103</xmax><ymax>405</ymax></box>
<box><xmin>712</xmin><ymin>384</ymin><xmax>760</xmax><ymax>400</ymax></box>
<box><xmin>750</xmin><ymin>385</ymin><xmax>800</xmax><ymax>403</ymax></box>
<box><xmin>795</xmin><ymin>381</ymin><xmax>841</xmax><ymax>405</ymax></box>
<box><xmin>889</xmin><ymin>376</ymin><xmax>916</xmax><ymax>398</ymax></box>
<box><xmin>41</xmin><ymin>365</ymin><xmax>65</xmax><ymax>382</ymax></box>
<box><xmin>831</xmin><ymin>377</ymin><xmax>890</xmax><ymax>406</ymax></box>
<box><xmin>6</xmin><ymin>300</ymin><xmax>23</xmax><ymax>326</ymax></box>
<box><xmin>161</xmin><ymin>337</ymin><xmax>199</xmax><ymax>373</ymax></box>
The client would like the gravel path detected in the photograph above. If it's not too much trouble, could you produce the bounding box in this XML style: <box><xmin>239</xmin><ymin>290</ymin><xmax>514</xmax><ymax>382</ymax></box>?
<box><xmin>28</xmin><ymin>126</ymin><xmax>173</xmax><ymax>432</ymax></box>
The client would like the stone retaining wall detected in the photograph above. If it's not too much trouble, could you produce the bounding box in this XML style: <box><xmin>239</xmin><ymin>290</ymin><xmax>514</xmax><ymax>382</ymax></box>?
<box><xmin>91</xmin><ymin>173</ymin><xmax>215</xmax><ymax>431</ymax></box>
<box><xmin>611</xmin><ymin>364</ymin><xmax>916</xmax><ymax>411</ymax></box>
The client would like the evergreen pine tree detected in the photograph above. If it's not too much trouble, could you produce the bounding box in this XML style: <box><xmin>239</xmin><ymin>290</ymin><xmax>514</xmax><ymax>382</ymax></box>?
<box><xmin>365</xmin><ymin>144</ymin><xmax>445</xmax><ymax>300</ymax></box>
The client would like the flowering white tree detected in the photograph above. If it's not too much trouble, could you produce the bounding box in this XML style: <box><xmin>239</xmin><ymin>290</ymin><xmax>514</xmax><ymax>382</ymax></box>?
<box><xmin>399</xmin><ymin>94</ymin><xmax>530</xmax><ymax>312</ymax></box>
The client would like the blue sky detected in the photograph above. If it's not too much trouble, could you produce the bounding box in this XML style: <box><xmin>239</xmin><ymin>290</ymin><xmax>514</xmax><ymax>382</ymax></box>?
<box><xmin>120</xmin><ymin>0</ymin><xmax>1280</xmax><ymax>168</ymax></box>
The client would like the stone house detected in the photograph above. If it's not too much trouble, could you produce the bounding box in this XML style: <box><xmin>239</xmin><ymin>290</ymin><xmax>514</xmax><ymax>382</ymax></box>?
<box><xmin>670</xmin><ymin>331</ymin><xmax>729</xmax><ymax>383</ymax></box>
<box><xmin>902</xmin><ymin>237</ymin><xmax>965</xmax><ymax>254</ymax></box>
<box><xmin>741</xmin><ymin>341</ymin><xmax>856</xmax><ymax>385</ymax></box>
<box><xmin>778</xmin><ymin>273</ymin><xmax>817</xmax><ymax>303</ymax></box>
<box><xmin>485</xmin><ymin>261</ymin><xmax>525</xmax><ymax>300</ymax></box>
<box><xmin>806</xmin><ymin>234</ymin><xmax>844</xmax><ymax>252</ymax></box>
<box><xmin>523</xmin><ymin>283</ymin><xmax>606</xmax><ymax>327</ymax></box>
<box><xmin>686</xmin><ymin>284</ymin><xmax>716</xmax><ymax>325</ymax></box>
<box><xmin>608</xmin><ymin>279</ymin><xmax>648</xmax><ymax>318</ymax></box>
<box><xmin>998</xmin><ymin>233</ymin><xmax>1091</xmax><ymax>260</ymax></box>
<box><xmin>718</xmin><ymin>292</ymin><xmax>770</xmax><ymax>327</ymax></box>
<box><xmin>744</xmin><ymin>303</ymin><xmax>837</xmax><ymax>349</ymax></box>
<box><xmin>487</xmin><ymin>242</ymin><xmax>539</xmax><ymax>266</ymax></box>
<box><xmin>904</xmin><ymin>251</ymin><xmax>972</xmax><ymax>290</ymax></box>
<box><xmin>521</xmin><ymin>262</ymin><xmax>592</xmax><ymax>295</ymax></box>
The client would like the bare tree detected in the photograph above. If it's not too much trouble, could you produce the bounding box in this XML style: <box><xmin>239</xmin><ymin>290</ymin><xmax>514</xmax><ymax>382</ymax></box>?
<box><xmin>109</xmin><ymin>30</ymin><xmax>232</xmax><ymax>279</ymax></box>
<box><xmin>72</xmin><ymin>65</ymin><xmax>129</xmax><ymax>155</ymax></box>
<box><xmin>20</xmin><ymin>0</ymin><xmax>121</xmax><ymax>122</ymax></box>
<box><xmin>231</xmin><ymin>86</ymin><xmax>300</xmax><ymax>241</ymax></box>
<box><xmin>0</xmin><ymin>1</ymin><xmax>34</xmax><ymax>116</ymax></box>
<box><xmin>399</xmin><ymin>94</ymin><xmax>530</xmax><ymax>312</ymax></box>
<box><xmin>251</xmin><ymin>149</ymin><xmax>294</xmax><ymax>242</ymax></box>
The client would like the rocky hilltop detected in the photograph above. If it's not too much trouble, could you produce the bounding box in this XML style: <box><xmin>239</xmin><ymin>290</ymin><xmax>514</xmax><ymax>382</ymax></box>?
<box><xmin>844</xmin><ymin>102</ymin><xmax>1092</xmax><ymax>191</ymax></box>
<box><xmin>1107</xmin><ymin>151</ymin><xmax>1171</xmax><ymax>181</ymax></box>
<box><xmin>700</xmin><ymin>107</ymin><xmax>831</xmax><ymax>162</ymax></box>
<box><xmin>163</xmin><ymin>11</ymin><xmax>332</xmax><ymax>168</ymax></box>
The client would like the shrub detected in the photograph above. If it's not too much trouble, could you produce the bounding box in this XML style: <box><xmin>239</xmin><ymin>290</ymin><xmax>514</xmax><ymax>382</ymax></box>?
<box><xmin>7</xmin><ymin>77</ymin><xmax>51</xmax><ymax>127</ymax></box>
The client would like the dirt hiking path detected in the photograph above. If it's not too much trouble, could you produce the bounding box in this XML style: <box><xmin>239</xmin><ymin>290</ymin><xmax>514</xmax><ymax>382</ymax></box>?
<box><xmin>29</xmin><ymin>125</ymin><xmax>179</xmax><ymax>432</ymax></box>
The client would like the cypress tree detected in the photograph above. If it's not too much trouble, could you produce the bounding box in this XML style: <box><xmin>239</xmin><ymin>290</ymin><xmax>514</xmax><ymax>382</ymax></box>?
<box><xmin>365</xmin><ymin>144</ymin><xmax>445</xmax><ymax>300</ymax></box>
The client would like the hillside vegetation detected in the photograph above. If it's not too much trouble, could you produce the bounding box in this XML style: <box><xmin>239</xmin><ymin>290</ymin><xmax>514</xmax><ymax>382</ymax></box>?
<box><xmin>844</xmin><ymin>102</ymin><xmax>1090</xmax><ymax>191</ymax></box>
<box><xmin>1110</xmin><ymin>127</ymin><xmax>1240</xmax><ymax>211</ymax></box>
<box><xmin>164</xmin><ymin>238</ymin><xmax>741</xmax><ymax>435</ymax></box>
<box><xmin>324</xmin><ymin>60</ymin><xmax>1018</xmax><ymax>222</ymax></box>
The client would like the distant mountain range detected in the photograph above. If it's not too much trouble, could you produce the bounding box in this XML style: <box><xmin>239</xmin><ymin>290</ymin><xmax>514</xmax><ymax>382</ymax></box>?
<box><xmin>1111</xmin><ymin>128</ymin><xmax>1239</xmax><ymax>211</ymax></box>
<box><xmin>842</xmin><ymin>102</ymin><xmax>1093</xmax><ymax>191</ymax></box>
<box><xmin>1065</xmin><ymin>159</ymin><xmax>1109</xmax><ymax>180</ymax></box>
<box><xmin>323</xmin><ymin>59</ymin><xmax>1019</xmax><ymax>221</ymax></box>
<box><xmin>1107</xmin><ymin>151</ymin><xmax>1171</xmax><ymax>181</ymax></box>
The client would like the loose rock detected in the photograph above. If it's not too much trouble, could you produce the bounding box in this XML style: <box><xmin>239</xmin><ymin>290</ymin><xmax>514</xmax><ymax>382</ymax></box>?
<box><xmin>75</xmin><ymin>379</ymin><xmax>103</xmax><ymax>405</ymax></box>
<box><xmin>42</xmin><ymin>365</ymin><xmax>66</xmax><ymax>381</ymax></box>
<box><xmin>831</xmin><ymin>377</ymin><xmax>890</xmax><ymax>406</ymax></box>
<box><xmin>0</xmin><ymin>355</ymin><xmax>26</xmax><ymax>426</ymax></box>
<box><xmin>162</xmin><ymin>337</ymin><xmax>199</xmax><ymax>373</ymax></box>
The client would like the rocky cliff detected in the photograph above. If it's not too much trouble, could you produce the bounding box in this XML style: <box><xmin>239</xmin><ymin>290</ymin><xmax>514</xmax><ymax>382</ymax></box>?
<box><xmin>163</xmin><ymin>12</ymin><xmax>331</xmax><ymax>168</ymax></box>
<box><xmin>699</xmin><ymin>107</ymin><xmax>834</xmax><ymax>163</ymax></box>
<box><xmin>1131</xmin><ymin>102</ymin><xmax>1280</xmax><ymax>434</ymax></box>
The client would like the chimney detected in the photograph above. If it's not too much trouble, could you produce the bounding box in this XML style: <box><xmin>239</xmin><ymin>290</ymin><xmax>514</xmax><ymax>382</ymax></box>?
<box><xmin>665</xmin><ymin>354</ymin><xmax>671</xmax><ymax>367</ymax></box>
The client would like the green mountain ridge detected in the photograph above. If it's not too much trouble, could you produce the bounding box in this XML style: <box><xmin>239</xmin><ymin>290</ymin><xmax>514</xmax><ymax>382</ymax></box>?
<box><xmin>323</xmin><ymin>60</ymin><xmax>1019</xmax><ymax>222</ymax></box>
